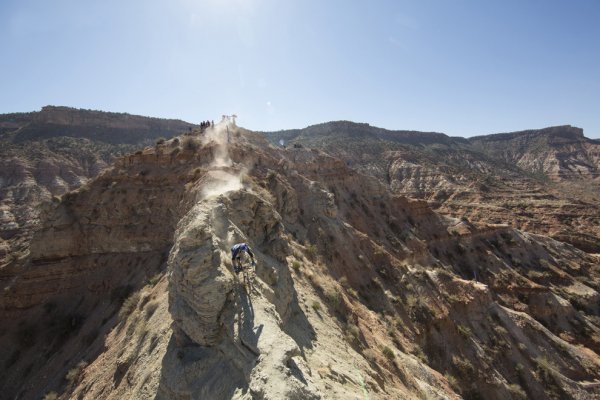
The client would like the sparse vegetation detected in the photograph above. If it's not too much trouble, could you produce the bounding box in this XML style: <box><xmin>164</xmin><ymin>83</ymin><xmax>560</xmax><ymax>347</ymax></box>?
<box><xmin>118</xmin><ymin>291</ymin><xmax>141</xmax><ymax>321</ymax></box>
<box><xmin>507</xmin><ymin>383</ymin><xmax>527</xmax><ymax>399</ymax></box>
<box><xmin>345</xmin><ymin>323</ymin><xmax>360</xmax><ymax>343</ymax></box>
<box><xmin>535</xmin><ymin>356</ymin><xmax>558</xmax><ymax>381</ymax></box>
<box><xmin>311</xmin><ymin>301</ymin><xmax>321</xmax><ymax>312</ymax></box>
<box><xmin>66</xmin><ymin>361</ymin><xmax>88</xmax><ymax>384</ymax></box>
<box><xmin>305</xmin><ymin>244</ymin><xmax>317</xmax><ymax>260</ymax></box>
<box><xmin>452</xmin><ymin>355</ymin><xmax>476</xmax><ymax>379</ymax></box>
<box><xmin>42</xmin><ymin>392</ymin><xmax>58</xmax><ymax>400</ymax></box>
<box><xmin>291</xmin><ymin>260</ymin><xmax>301</xmax><ymax>272</ymax></box>
<box><xmin>457</xmin><ymin>324</ymin><xmax>472</xmax><ymax>339</ymax></box>
<box><xmin>182</xmin><ymin>136</ymin><xmax>200</xmax><ymax>151</ymax></box>
<box><xmin>147</xmin><ymin>273</ymin><xmax>162</xmax><ymax>286</ymax></box>
<box><xmin>382</xmin><ymin>345</ymin><xmax>395</xmax><ymax>360</ymax></box>
<box><xmin>347</xmin><ymin>287</ymin><xmax>359</xmax><ymax>299</ymax></box>
<box><xmin>325</xmin><ymin>289</ymin><xmax>341</xmax><ymax>310</ymax></box>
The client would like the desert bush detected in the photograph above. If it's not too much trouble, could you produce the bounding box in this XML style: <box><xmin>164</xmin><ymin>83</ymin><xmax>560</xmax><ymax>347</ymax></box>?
<box><xmin>42</xmin><ymin>392</ymin><xmax>58</xmax><ymax>400</ymax></box>
<box><xmin>507</xmin><ymin>384</ymin><xmax>527</xmax><ymax>399</ymax></box>
<box><xmin>382</xmin><ymin>346</ymin><xmax>395</xmax><ymax>360</ymax></box>
<box><xmin>147</xmin><ymin>273</ymin><xmax>162</xmax><ymax>286</ymax></box>
<box><xmin>291</xmin><ymin>261</ymin><xmax>301</xmax><ymax>272</ymax></box>
<box><xmin>305</xmin><ymin>244</ymin><xmax>317</xmax><ymax>260</ymax></box>
<box><xmin>347</xmin><ymin>287</ymin><xmax>359</xmax><ymax>299</ymax></box>
<box><xmin>457</xmin><ymin>324</ymin><xmax>472</xmax><ymax>339</ymax></box>
<box><xmin>66</xmin><ymin>361</ymin><xmax>88</xmax><ymax>384</ymax></box>
<box><xmin>452</xmin><ymin>355</ymin><xmax>476</xmax><ymax>379</ymax></box>
<box><xmin>325</xmin><ymin>289</ymin><xmax>341</xmax><ymax>310</ymax></box>
<box><xmin>346</xmin><ymin>323</ymin><xmax>360</xmax><ymax>343</ymax></box>
<box><xmin>182</xmin><ymin>136</ymin><xmax>200</xmax><ymax>151</ymax></box>
<box><xmin>118</xmin><ymin>292</ymin><xmax>140</xmax><ymax>321</ymax></box>
<box><xmin>535</xmin><ymin>356</ymin><xmax>558</xmax><ymax>381</ymax></box>
<box><xmin>311</xmin><ymin>301</ymin><xmax>321</xmax><ymax>312</ymax></box>
<box><xmin>444</xmin><ymin>373</ymin><xmax>460</xmax><ymax>391</ymax></box>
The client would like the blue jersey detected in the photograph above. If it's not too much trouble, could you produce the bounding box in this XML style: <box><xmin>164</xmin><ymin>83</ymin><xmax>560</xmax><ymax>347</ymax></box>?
<box><xmin>231</xmin><ymin>243</ymin><xmax>253</xmax><ymax>259</ymax></box>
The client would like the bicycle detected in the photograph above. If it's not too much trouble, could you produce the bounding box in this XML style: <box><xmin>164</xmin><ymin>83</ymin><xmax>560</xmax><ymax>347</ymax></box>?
<box><xmin>234</xmin><ymin>254</ymin><xmax>256</xmax><ymax>295</ymax></box>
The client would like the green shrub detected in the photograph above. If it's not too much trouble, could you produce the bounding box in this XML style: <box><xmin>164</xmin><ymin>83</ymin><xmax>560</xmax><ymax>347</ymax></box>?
<box><xmin>147</xmin><ymin>273</ymin><xmax>162</xmax><ymax>286</ymax></box>
<box><xmin>507</xmin><ymin>383</ymin><xmax>527</xmax><ymax>399</ymax></box>
<box><xmin>291</xmin><ymin>261</ymin><xmax>301</xmax><ymax>272</ymax></box>
<box><xmin>452</xmin><ymin>355</ymin><xmax>476</xmax><ymax>379</ymax></box>
<box><xmin>311</xmin><ymin>302</ymin><xmax>321</xmax><ymax>312</ymax></box>
<box><xmin>306</xmin><ymin>244</ymin><xmax>317</xmax><ymax>259</ymax></box>
<box><xmin>346</xmin><ymin>323</ymin><xmax>360</xmax><ymax>343</ymax></box>
<box><xmin>382</xmin><ymin>346</ymin><xmax>395</xmax><ymax>360</ymax></box>
<box><xmin>325</xmin><ymin>289</ymin><xmax>341</xmax><ymax>310</ymax></box>
<box><xmin>118</xmin><ymin>292</ymin><xmax>140</xmax><ymax>321</ymax></box>
<box><xmin>66</xmin><ymin>361</ymin><xmax>87</xmax><ymax>384</ymax></box>
<box><xmin>457</xmin><ymin>324</ymin><xmax>472</xmax><ymax>338</ymax></box>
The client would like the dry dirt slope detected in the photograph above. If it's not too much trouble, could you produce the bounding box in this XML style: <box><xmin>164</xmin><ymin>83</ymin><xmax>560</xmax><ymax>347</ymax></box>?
<box><xmin>1</xmin><ymin>124</ymin><xmax>599</xmax><ymax>399</ymax></box>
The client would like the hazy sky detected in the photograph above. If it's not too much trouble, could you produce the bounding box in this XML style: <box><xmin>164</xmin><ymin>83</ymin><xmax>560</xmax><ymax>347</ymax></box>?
<box><xmin>1</xmin><ymin>0</ymin><xmax>599</xmax><ymax>138</ymax></box>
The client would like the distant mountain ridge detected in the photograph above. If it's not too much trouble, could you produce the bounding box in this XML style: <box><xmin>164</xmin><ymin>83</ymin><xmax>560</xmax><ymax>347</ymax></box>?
<box><xmin>263</xmin><ymin>122</ymin><xmax>600</xmax><ymax>252</ymax></box>
<box><xmin>0</xmin><ymin>106</ymin><xmax>195</xmax><ymax>144</ymax></box>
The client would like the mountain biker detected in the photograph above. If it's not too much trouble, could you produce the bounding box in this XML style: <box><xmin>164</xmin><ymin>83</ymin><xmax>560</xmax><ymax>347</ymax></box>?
<box><xmin>231</xmin><ymin>243</ymin><xmax>256</xmax><ymax>274</ymax></box>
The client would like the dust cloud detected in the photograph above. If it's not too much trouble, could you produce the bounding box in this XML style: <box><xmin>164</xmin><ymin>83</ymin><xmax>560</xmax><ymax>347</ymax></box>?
<box><xmin>199</xmin><ymin>119</ymin><xmax>246</xmax><ymax>200</ymax></box>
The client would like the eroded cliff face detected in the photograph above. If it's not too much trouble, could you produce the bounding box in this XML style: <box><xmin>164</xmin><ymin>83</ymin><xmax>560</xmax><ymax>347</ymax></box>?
<box><xmin>2</xmin><ymin>124</ymin><xmax>600</xmax><ymax>400</ymax></box>
<box><xmin>0</xmin><ymin>106</ymin><xmax>195</xmax><ymax>271</ymax></box>
<box><xmin>470</xmin><ymin>126</ymin><xmax>600</xmax><ymax>183</ymax></box>
<box><xmin>264</xmin><ymin>123</ymin><xmax>600</xmax><ymax>253</ymax></box>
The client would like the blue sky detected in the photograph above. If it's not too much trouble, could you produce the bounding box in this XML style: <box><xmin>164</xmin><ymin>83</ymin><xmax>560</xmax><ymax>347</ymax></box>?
<box><xmin>1</xmin><ymin>0</ymin><xmax>599</xmax><ymax>138</ymax></box>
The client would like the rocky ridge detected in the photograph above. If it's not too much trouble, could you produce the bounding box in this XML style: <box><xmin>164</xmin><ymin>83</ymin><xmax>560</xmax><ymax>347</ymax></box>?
<box><xmin>1</xmin><ymin>122</ymin><xmax>599</xmax><ymax>399</ymax></box>
<box><xmin>263</xmin><ymin>122</ymin><xmax>600</xmax><ymax>253</ymax></box>
<box><xmin>0</xmin><ymin>106</ymin><xmax>195</xmax><ymax>267</ymax></box>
